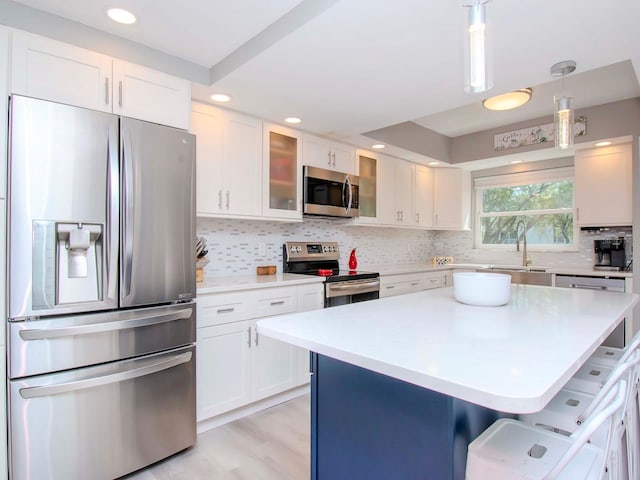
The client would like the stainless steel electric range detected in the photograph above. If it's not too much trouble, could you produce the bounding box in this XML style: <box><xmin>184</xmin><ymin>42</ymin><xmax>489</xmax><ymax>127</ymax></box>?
<box><xmin>283</xmin><ymin>242</ymin><xmax>380</xmax><ymax>308</ymax></box>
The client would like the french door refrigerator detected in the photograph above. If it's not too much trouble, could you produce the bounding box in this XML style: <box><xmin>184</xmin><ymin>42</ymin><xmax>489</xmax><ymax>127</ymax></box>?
<box><xmin>7</xmin><ymin>95</ymin><xmax>197</xmax><ymax>480</ymax></box>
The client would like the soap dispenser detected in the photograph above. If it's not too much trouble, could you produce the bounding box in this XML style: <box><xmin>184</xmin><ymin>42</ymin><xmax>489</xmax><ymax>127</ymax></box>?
<box><xmin>349</xmin><ymin>248</ymin><xmax>358</xmax><ymax>271</ymax></box>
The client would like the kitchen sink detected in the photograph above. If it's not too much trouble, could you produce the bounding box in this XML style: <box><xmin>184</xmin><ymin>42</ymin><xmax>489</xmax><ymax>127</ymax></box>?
<box><xmin>475</xmin><ymin>267</ymin><xmax>552</xmax><ymax>286</ymax></box>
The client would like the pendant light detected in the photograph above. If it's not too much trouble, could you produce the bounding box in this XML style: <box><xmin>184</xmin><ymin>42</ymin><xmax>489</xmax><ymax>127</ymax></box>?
<box><xmin>550</xmin><ymin>60</ymin><xmax>576</xmax><ymax>150</ymax></box>
<box><xmin>464</xmin><ymin>0</ymin><xmax>492</xmax><ymax>93</ymax></box>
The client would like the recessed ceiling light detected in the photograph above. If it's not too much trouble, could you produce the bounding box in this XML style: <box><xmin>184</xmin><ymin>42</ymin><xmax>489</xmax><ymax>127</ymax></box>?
<box><xmin>595</xmin><ymin>141</ymin><xmax>612</xmax><ymax>147</ymax></box>
<box><xmin>210</xmin><ymin>93</ymin><xmax>231</xmax><ymax>103</ymax></box>
<box><xmin>428</xmin><ymin>161</ymin><xmax>440</xmax><ymax>166</ymax></box>
<box><xmin>482</xmin><ymin>88</ymin><xmax>533</xmax><ymax>111</ymax></box>
<box><xmin>285</xmin><ymin>117</ymin><xmax>302</xmax><ymax>124</ymax></box>
<box><xmin>107</xmin><ymin>8</ymin><xmax>136</xmax><ymax>25</ymax></box>
<box><xmin>372</xmin><ymin>144</ymin><xmax>385</xmax><ymax>149</ymax></box>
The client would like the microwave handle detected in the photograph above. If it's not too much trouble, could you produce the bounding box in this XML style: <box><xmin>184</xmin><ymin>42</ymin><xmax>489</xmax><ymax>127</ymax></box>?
<box><xmin>344</xmin><ymin>175</ymin><xmax>352</xmax><ymax>214</ymax></box>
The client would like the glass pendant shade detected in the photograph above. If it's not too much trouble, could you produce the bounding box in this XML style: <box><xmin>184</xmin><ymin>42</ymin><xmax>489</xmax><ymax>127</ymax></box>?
<box><xmin>554</xmin><ymin>96</ymin><xmax>574</xmax><ymax>149</ymax></box>
<box><xmin>464</xmin><ymin>0</ymin><xmax>492</xmax><ymax>93</ymax></box>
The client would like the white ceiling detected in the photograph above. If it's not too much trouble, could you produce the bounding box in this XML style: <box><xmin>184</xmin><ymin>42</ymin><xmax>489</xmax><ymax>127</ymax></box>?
<box><xmin>9</xmin><ymin>0</ymin><xmax>640</xmax><ymax>158</ymax></box>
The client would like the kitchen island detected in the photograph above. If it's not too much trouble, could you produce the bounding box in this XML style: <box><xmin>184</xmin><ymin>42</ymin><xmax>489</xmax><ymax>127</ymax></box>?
<box><xmin>257</xmin><ymin>285</ymin><xmax>639</xmax><ymax>480</ymax></box>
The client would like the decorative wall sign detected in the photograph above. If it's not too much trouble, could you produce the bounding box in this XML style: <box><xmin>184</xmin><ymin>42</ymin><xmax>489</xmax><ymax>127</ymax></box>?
<box><xmin>494</xmin><ymin>116</ymin><xmax>587</xmax><ymax>151</ymax></box>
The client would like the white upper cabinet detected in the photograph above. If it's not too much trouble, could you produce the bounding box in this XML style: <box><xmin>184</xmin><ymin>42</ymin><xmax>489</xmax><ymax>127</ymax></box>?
<box><xmin>262</xmin><ymin>123</ymin><xmax>302</xmax><ymax>220</ymax></box>
<box><xmin>191</xmin><ymin>102</ymin><xmax>262</xmax><ymax>218</ymax></box>
<box><xmin>394</xmin><ymin>159</ymin><xmax>414</xmax><ymax>226</ymax></box>
<box><xmin>11</xmin><ymin>31</ymin><xmax>113</xmax><ymax>113</ymax></box>
<box><xmin>10</xmin><ymin>30</ymin><xmax>191</xmax><ymax>129</ymax></box>
<box><xmin>302</xmin><ymin>134</ymin><xmax>356</xmax><ymax>174</ymax></box>
<box><xmin>432</xmin><ymin>168</ymin><xmax>471</xmax><ymax>230</ymax></box>
<box><xmin>376</xmin><ymin>154</ymin><xmax>398</xmax><ymax>225</ymax></box>
<box><xmin>112</xmin><ymin>60</ymin><xmax>191</xmax><ymax>130</ymax></box>
<box><xmin>574</xmin><ymin>143</ymin><xmax>632</xmax><ymax>227</ymax></box>
<box><xmin>413</xmin><ymin>164</ymin><xmax>434</xmax><ymax>227</ymax></box>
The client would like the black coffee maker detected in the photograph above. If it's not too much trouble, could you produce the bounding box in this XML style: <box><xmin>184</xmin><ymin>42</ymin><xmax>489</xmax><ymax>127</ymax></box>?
<box><xmin>594</xmin><ymin>238</ymin><xmax>626</xmax><ymax>270</ymax></box>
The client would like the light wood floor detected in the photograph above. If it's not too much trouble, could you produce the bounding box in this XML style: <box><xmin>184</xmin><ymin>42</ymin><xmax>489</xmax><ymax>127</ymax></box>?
<box><xmin>123</xmin><ymin>394</ymin><xmax>310</xmax><ymax>480</ymax></box>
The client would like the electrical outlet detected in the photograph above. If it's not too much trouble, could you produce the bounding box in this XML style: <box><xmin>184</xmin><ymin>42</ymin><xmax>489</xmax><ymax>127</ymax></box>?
<box><xmin>258</xmin><ymin>242</ymin><xmax>266</xmax><ymax>256</ymax></box>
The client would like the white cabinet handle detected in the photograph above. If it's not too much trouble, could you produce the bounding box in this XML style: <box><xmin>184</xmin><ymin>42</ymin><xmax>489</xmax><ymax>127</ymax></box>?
<box><xmin>576</xmin><ymin>207</ymin><xmax>580</xmax><ymax>221</ymax></box>
<box><xmin>216</xmin><ymin>307</ymin><xmax>235</xmax><ymax>314</ymax></box>
<box><xmin>255</xmin><ymin>329</ymin><xmax>259</xmax><ymax>347</ymax></box>
<box><xmin>104</xmin><ymin>78</ymin><xmax>109</xmax><ymax>105</ymax></box>
<box><xmin>270</xmin><ymin>300</ymin><xmax>286</xmax><ymax>306</ymax></box>
<box><xmin>226</xmin><ymin>191</ymin><xmax>230</xmax><ymax>210</ymax></box>
<box><xmin>247</xmin><ymin>326</ymin><xmax>252</xmax><ymax>348</ymax></box>
<box><xmin>218</xmin><ymin>190</ymin><xmax>222</xmax><ymax>210</ymax></box>
<box><xmin>118</xmin><ymin>80</ymin><xmax>123</xmax><ymax>107</ymax></box>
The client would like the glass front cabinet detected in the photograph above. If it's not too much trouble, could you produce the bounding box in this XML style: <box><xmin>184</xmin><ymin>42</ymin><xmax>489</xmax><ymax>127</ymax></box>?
<box><xmin>262</xmin><ymin>123</ymin><xmax>302</xmax><ymax>220</ymax></box>
<box><xmin>354</xmin><ymin>150</ymin><xmax>379</xmax><ymax>224</ymax></box>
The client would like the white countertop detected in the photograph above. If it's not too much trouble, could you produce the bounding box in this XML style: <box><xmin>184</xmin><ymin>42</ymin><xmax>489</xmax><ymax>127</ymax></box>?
<box><xmin>257</xmin><ymin>285</ymin><xmax>638</xmax><ymax>414</ymax></box>
<box><xmin>196</xmin><ymin>273</ymin><xmax>324</xmax><ymax>294</ymax></box>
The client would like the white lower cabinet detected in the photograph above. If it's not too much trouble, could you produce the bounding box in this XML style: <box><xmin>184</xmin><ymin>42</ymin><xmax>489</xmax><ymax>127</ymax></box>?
<box><xmin>380</xmin><ymin>271</ymin><xmax>445</xmax><ymax>298</ymax></box>
<box><xmin>196</xmin><ymin>282</ymin><xmax>323</xmax><ymax>422</ymax></box>
<box><xmin>197</xmin><ymin>321</ymin><xmax>252</xmax><ymax>421</ymax></box>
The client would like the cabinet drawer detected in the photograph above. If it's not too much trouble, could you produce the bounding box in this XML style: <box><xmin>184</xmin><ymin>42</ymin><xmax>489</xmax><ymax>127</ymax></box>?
<box><xmin>251</xmin><ymin>287</ymin><xmax>298</xmax><ymax>318</ymax></box>
<box><xmin>422</xmin><ymin>273</ymin><xmax>444</xmax><ymax>290</ymax></box>
<box><xmin>197</xmin><ymin>293</ymin><xmax>251</xmax><ymax>327</ymax></box>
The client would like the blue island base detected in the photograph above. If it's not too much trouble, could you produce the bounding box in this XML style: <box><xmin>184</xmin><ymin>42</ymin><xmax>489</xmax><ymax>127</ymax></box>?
<box><xmin>311</xmin><ymin>353</ymin><xmax>511</xmax><ymax>480</ymax></box>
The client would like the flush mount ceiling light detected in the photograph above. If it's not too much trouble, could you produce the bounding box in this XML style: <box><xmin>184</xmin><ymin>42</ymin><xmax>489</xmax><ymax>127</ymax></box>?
<box><xmin>285</xmin><ymin>117</ymin><xmax>302</xmax><ymax>124</ymax></box>
<box><xmin>482</xmin><ymin>88</ymin><xmax>532</xmax><ymax>111</ymax></box>
<box><xmin>428</xmin><ymin>161</ymin><xmax>440</xmax><ymax>166</ymax></box>
<box><xmin>595</xmin><ymin>141</ymin><xmax>612</xmax><ymax>147</ymax></box>
<box><xmin>372</xmin><ymin>144</ymin><xmax>385</xmax><ymax>149</ymax></box>
<box><xmin>463</xmin><ymin>0</ymin><xmax>493</xmax><ymax>93</ymax></box>
<box><xmin>107</xmin><ymin>8</ymin><xmax>136</xmax><ymax>25</ymax></box>
<box><xmin>210</xmin><ymin>93</ymin><xmax>231</xmax><ymax>103</ymax></box>
<box><xmin>550</xmin><ymin>60</ymin><xmax>577</xmax><ymax>150</ymax></box>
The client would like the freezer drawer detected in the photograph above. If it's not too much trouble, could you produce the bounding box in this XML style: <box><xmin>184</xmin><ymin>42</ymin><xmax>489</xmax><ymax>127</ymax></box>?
<box><xmin>9</xmin><ymin>345</ymin><xmax>196</xmax><ymax>480</ymax></box>
<box><xmin>9</xmin><ymin>302</ymin><xmax>195</xmax><ymax>378</ymax></box>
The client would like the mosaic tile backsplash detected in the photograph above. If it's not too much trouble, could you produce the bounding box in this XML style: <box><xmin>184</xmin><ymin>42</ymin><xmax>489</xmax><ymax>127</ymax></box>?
<box><xmin>197</xmin><ymin>218</ymin><xmax>632</xmax><ymax>279</ymax></box>
<box><xmin>197</xmin><ymin>217</ymin><xmax>435</xmax><ymax>279</ymax></box>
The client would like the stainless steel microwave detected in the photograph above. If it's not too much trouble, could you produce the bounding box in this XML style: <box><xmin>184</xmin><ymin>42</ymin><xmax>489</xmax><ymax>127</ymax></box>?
<box><xmin>303</xmin><ymin>165</ymin><xmax>359</xmax><ymax>218</ymax></box>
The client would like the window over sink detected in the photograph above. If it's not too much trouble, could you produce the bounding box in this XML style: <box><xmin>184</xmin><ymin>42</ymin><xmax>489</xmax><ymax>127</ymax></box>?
<box><xmin>474</xmin><ymin>166</ymin><xmax>577</xmax><ymax>250</ymax></box>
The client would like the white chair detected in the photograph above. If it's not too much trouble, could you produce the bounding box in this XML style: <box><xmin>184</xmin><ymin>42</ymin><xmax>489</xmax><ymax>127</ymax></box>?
<box><xmin>465</xmin><ymin>381</ymin><xmax>627</xmax><ymax>480</ymax></box>
<box><xmin>520</xmin><ymin>351</ymin><xmax>640</xmax><ymax>480</ymax></box>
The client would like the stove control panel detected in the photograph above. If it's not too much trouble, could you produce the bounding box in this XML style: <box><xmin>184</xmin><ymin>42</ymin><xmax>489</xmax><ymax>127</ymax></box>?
<box><xmin>284</xmin><ymin>242</ymin><xmax>340</xmax><ymax>261</ymax></box>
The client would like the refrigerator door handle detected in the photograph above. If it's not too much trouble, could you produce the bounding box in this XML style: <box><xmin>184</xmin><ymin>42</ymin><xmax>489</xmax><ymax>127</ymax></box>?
<box><xmin>122</xmin><ymin>130</ymin><xmax>135</xmax><ymax>297</ymax></box>
<box><xmin>19</xmin><ymin>308</ymin><xmax>193</xmax><ymax>341</ymax></box>
<box><xmin>19</xmin><ymin>351</ymin><xmax>193</xmax><ymax>399</ymax></box>
<box><xmin>107</xmin><ymin>124</ymin><xmax>119</xmax><ymax>302</ymax></box>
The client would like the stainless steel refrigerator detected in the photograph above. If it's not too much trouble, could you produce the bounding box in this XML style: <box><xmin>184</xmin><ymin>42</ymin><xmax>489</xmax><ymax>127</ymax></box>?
<box><xmin>7</xmin><ymin>95</ymin><xmax>197</xmax><ymax>480</ymax></box>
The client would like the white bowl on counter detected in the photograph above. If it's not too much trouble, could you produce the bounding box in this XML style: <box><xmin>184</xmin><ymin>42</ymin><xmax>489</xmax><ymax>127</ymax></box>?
<box><xmin>453</xmin><ymin>272</ymin><xmax>512</xmax><ymax>306</ymax></box>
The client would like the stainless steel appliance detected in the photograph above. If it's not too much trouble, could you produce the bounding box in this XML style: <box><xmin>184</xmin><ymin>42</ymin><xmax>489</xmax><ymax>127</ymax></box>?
<box><xmin>594</xmin><ymin>238</ymin><xmax>627</xmax><ymax>271</ymax></box>
<box><xmin>555</xmin><ymin>274</ymin><xmax>626</xmax><ymax>347</ymax></box>
<box><xmin>283</xmin><ymin>242</ymin><xmax>379</xmax><ymax>307</ymax></box>
<box><xmin>7</xmin><ymin>95</ymin><xmax>197</xmax><ymax>480</ymax></box>
<box><xmin>303</xmin><ymin>165</ymin><xmax>359</xmax><ymax>218</ymax></box>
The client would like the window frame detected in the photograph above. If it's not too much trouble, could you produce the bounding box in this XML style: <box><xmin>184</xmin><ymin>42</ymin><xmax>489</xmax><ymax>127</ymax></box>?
<box><xmin>474</xmin><ymin>166</ymin><xmax>578</xmax><ymax>251</ymax></box>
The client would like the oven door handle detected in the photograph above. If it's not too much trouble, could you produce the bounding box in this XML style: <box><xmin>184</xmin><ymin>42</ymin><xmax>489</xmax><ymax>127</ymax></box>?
<box><xmin>326</xmin><ymin>280</ymin><xmax>380</xmax><ymax>298</ymax></box>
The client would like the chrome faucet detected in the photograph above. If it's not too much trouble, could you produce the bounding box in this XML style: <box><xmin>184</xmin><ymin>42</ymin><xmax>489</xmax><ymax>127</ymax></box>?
<box><xmin>515</xmin><ymin>220</ymin><xmax>531</xmax><ymax>266</ymax></box>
